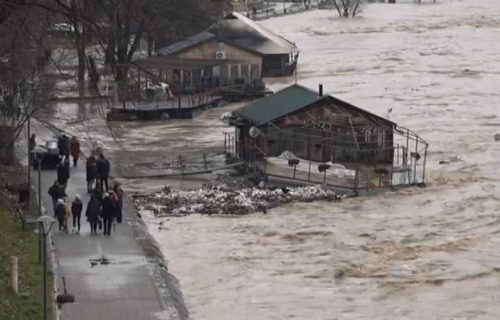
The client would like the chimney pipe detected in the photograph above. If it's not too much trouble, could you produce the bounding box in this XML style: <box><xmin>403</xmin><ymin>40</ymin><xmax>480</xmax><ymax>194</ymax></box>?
<box><xmin>318</xmin><ymin>83</ymin><xmax>323</xmax><ymax>97</ymax></box>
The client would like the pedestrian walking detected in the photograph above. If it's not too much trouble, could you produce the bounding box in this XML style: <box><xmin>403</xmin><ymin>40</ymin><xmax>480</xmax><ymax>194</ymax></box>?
<box><xmin>71</xmin><ymin>195</ymin><xmax>83</xmax><ymax>234</ymax></box>
<box><xmin>63</xmin><ymin>200</ymin><xmax>71</xmax><ymax>233</ymax></box>
<box><xmin>57</xmin><ymin>160</ymin><xmax>69</xmax><ymax>188</ymax></box>
<box><xmin>48</xmin><ymin>181</ymin><xmax>66</xmax><ymax>214</ymax></box>
<box><xmin>70</xmin><ymin>136</ymin><xmax>80</xmax><ymax>167</ymax></box>
<box><xmin>97</xmin><ymin>154</ymin><xmax>110</xmax><ymax>192</ymax></box>
<box><xmin>101</xmin><ymin>193</ymin><xmax>114</xmax><ymax>236</ymax></box>
<box><xmin>93</xmin><ymin>185</ymin><xmax>104</xmax><ymax>204</ymax></box>
<box><xmin>86</xmin><ymin>155</ymin><xmax>97</xmax><ymax>193</ymax></box>
<box><xmin>110</xmin><ymin>191</ymin><xmax>119</xmax><ymax>230</ymax></box>
<box><xmin>85</xmin><ymin>195</ymin><xmax>100</xmax><ymax>235</ymax></box>
<box><xmin>58</xmin><ymin>134</ymin><xmax>70</xmax><ymax>159</ymax></box>
<box><xmin>112</xmin><ymin>182</ymin><xmax>124</xmax><ymax>223</ymax></box>
<box><xmin>55</xmin><ymin>199</ymin><xmax>67</xmax><ymax>232</ymax></box>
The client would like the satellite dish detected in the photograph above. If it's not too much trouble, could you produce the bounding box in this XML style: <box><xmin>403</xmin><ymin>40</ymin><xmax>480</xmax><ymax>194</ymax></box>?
<box><xmin>220</xmin><ymin>112</ymin><xmax>232</xmax><ymax>122</ymax></box>
<box><xmin>249</xmin><ymin>126</ymin><xmax>260</xmax><ymax>138</ymax></box>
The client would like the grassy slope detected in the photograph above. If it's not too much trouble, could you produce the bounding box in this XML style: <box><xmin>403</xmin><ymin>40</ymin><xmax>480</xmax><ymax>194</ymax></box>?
<box><xmin>0</xmin><ymin>208</ymin><xmax>53</xmax><ymax>319</ymax></box>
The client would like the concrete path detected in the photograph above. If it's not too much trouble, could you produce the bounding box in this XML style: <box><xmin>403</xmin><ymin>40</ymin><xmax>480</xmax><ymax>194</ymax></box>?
<box><xmin>39</xmin><ymin>162</ymin><xmax>184</xmax><ymax>320</ymax></box>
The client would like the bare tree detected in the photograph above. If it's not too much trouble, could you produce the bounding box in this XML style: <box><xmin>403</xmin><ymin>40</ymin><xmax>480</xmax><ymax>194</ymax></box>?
<box><xmin>332</xmin><ymin>0</ymin><xmax>365</xmax><ymax>17</ymax></box>
<box><xmin>0</xmin><ymin>3</ymin><xmax>52</xmax><ymax>164</ymax></box>
<box><xmin>60</xmin><ymin>0</ymin><xmax>93</xmax><ymax>87</ymax></box>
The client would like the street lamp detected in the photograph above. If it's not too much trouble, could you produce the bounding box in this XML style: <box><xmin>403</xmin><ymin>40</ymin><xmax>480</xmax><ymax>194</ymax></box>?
<box><xmin>37</xmin><ymin>215</ymin><xmax>55</xmax><ymax>320</ymax></box>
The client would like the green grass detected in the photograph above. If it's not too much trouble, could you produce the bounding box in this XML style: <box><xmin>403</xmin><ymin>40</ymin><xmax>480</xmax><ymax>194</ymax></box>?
<box><xmin>0</xmin><ymin>208</ymin><xmax>53</xmax><ymax>320</ymax></box>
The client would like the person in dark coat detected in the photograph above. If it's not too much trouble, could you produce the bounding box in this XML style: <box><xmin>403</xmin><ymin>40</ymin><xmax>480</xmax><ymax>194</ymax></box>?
<box><xmin>112</xmin><ymin>182</ymin><xmax>124</xmax><ymax>223</ymax></box>
<box><xmin>70</xmin><ymin>136</ymin><xmax>80</xmax><ymax>167</ymax></box>
<box><xmin>58</xmin><ymin>134</ymin><xmax>70</xmax><ymax>159</ymax></box>
<box><xmin>97</xmin><ymin>154</ymin><xmax>110</xmax><ymax>192</ymax></box>
<box><xmin>86</xmin><ymin>195</ymin><xmax>101</xmax><ymax>235</ymax></box>
<box><xmin>57</xmin><ymin>160</ymin><xmax>69</xmax><ymax>188</ymax></box>
<box><xmin>71</xmin><ymin>195</ymin><xmax>83</xmax><ymax>234</ymax></box>
<box><xmin>48</xmin><ymin>181</ymin><xmax>66</xmax><ymax>214</ymax></box>
<box><xmin>54</xmin><ymin>199</ymin><xmax>67</xmax><ymax>232</ymax></box>
<box><xmin>86</xmin><ymin>155</ymin><xmax>97</xmax><ymax>193</ymax></box>
<box><xmin>93</xmin><ymin>185</ymin><xmax>103</xmax><ymax>204</ymax></box>
<box><xmin>100</xmin><ymin>193</ymin><xmax>114</xmax><ymax>236</ymax></box>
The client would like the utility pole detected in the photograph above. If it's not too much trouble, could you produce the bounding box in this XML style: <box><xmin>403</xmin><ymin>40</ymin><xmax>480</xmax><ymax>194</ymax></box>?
<box><xmin>27</xmin><ymin>115</ymin><xmax>31</xmax><ymax>217</ymax></box>
<box><xmin>38</xmin><ymin>157</ymin><xmax>42</xmax><ymax>265</ymax></box>
<box><xmin>38</xmin><ymin>160</ymin><xmax>41</xmax><ymax>216</ymax></box>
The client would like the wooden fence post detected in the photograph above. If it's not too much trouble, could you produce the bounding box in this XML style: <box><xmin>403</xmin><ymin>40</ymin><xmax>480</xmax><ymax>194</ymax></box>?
<box><xmin>10</xmin><ymin>256</ymin><xmax>18</xmax><ymax>294</ymax></box>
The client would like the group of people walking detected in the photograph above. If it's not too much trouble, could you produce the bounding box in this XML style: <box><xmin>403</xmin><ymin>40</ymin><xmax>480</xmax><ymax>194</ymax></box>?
<box><xmin>47</xmin><ymin>135</ymin><xmax>123</xmax><ymax>236</ymax></box>
<box><xmin>85</xmin><ymin>153</ymin><xmax>110</xmax><ymax>193</ymax></box>
<box><xmin>85</xmin><ymin>188</ymin><xmax>123</xmax><ymax>235</ymax></box>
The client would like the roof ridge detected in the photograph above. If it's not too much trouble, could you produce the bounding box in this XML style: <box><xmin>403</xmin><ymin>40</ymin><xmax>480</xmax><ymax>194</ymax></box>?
<box><xmin>289</xmin><ymin>83</ymin><xmax>319</xmax><ymax>95</ymax></box>
<box><xmin>228</xmin><ymin>12</ymin><xmax>297</xmax><ymax>48</ymax></box>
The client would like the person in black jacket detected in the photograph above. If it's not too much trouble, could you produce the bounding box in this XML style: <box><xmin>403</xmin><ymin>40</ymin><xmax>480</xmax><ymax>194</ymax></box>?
<box><xmin>100</xmin><ymin>193</ymin><xmax>114</xmax><ymax>236</ymax></box>
<box><xmin>86</xmin><ymin>155</ymin><xmax>97</xmax><ymax>193</ymax></box>
<box><xmin>57</xmin><ymin>160</ymin><xmax>69</xmax><ymax>188</ymax></box>
<box><xmin>97</xmin><ymin>154</ymin><xmax>110</xmax><ymax>192</ymax></box>
<box><xmin>58</xmin><ymin>134</ymin><xmax>70</xmax><ymax>159</ymax></box>
<box><xmin>48</xmin><ymin>181</ymin><xmax>66</xmax><ymax>214</ymax></box>
<box><xmin>71</xmin><ymin>195</ymin><xmax>83</xmax><ymax>234</ymax></box>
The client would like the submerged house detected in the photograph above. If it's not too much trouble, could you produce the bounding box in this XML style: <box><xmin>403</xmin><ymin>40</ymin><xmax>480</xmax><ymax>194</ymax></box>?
<box><xmin>227</xmin><ymin>84</ymin><xmax>428</xmax><ymax>190</ymax></box>
<box><xmin>156</xmin><ymin>12</ymin><xmax>299</xmax><ymax>86</ymax></box>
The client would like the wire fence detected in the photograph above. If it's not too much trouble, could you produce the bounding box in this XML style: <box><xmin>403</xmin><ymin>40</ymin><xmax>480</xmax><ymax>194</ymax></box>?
<box><xmin>224</xmin><ymin>127</ymin><xmax>428</xmax><ymax>193</ymax></box>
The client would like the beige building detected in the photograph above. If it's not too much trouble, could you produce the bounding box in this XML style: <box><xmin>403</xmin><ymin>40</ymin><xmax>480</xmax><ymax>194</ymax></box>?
<box><xmin>157</xmin><ymin>12</ymin><xmax>299</xmax><ymax>87</ymax></box>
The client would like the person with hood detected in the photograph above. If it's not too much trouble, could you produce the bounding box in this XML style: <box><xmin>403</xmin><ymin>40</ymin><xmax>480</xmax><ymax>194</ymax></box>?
<box><xmin>97</xmin><ymin>154</ymin><xmax>110</xmax><ymax>192</ymax></box>
<box><xmin>100</xmin><ymin>192</ymin><xmax>114</xmax><ymax>236</ymax></box>
<box><xmin>55</xmin><ymin>199</ymin><xmax>67</xmax><ymax>232</ymax></box>
<box><xmin>48</xmin><ymin>181</ymin><xmax>66</xmax><ymax>214</ymax></box>
<box><xmin>85</xmin><ymin>194</ymin><xmax>101</xmax><ymax>235</ymax></box>
<box><xmin>86</xmin><ymin>154</ymin><xmax>97</xmax><ymax>193</ymax></box>
<box><xmin>71</xmin><ymin>194</ymin><xmax>83</xmax><ymax>234</ymax></box>
<box><xmin>70</xmin><ymin>136</ymin><xmax>80</xmax><ymax>167</ymax></box>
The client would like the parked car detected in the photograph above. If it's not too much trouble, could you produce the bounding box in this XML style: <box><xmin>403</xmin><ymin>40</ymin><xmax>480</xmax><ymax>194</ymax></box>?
<box><xmin>32</xmin><ymin>140</ymin><xmax>60</xmax><ymax>169</ymax></box>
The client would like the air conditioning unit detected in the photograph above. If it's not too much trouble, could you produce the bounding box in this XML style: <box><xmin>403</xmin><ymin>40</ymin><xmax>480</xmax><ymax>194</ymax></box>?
<box><xmin>215</xmin><ymin>51</ymin><xmax>226</xmax><ymax>60</ymax></box>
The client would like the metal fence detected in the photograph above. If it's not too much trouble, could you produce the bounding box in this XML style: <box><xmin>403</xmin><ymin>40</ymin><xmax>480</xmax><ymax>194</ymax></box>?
<box><xmin>224</xmin><ymin>126</ymin><xmax>428</xmax><ymax>193</ymax></box>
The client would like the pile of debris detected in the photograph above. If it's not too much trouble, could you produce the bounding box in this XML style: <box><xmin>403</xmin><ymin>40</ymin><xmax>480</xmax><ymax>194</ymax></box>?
<box><xmin>133</xmin><ymin>184</ymin><xmax>341</xmax><ymax>216</ymax></box>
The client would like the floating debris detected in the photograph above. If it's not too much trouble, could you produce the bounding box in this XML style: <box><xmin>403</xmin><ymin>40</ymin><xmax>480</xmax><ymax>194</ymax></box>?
<box><xmin>133</xmin><ymin>184</ymin><xmax>340</xmax><ymax>216</ymax></box>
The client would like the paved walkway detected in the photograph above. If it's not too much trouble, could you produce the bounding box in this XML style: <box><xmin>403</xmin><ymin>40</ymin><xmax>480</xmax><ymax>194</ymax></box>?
<box><xmin>40</xmin><ymin>163</ymin><xmax>183</xmax><ymax>320</ymax></box>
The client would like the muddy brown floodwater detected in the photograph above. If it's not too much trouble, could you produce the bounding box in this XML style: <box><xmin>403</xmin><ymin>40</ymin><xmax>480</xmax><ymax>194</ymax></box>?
<box><xmin>35</xmin><ymin>1</ymin><xmax>500</xmax><ymax>318</ymax></box>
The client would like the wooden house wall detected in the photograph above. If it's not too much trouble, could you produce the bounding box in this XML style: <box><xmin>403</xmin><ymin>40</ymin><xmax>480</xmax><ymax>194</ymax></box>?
<box><xmin>245</xmin><ymin>101</ymin><xmax>394</xmax><ymax>164</ymax></box>
<box><xmin>173</xmin><ymin>41</ymin><xmax>262</xmax><ymax>85</ymax></box>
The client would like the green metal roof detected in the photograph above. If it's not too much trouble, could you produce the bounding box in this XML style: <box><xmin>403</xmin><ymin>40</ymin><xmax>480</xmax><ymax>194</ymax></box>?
<box><xmin>235</xmin><ymin>84</ymin><xmax>319</xmax><ymax>126</ymax></box>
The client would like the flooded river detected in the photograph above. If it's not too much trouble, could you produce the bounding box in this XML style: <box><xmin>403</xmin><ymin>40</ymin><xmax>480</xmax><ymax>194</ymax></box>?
<box><xmin>40</xmin><ymin>1</ymin><xmax>500</xmax><ymax>318</ymax></box>
<box><xmin>142</xmin><ymin>1</ymin><xmax>500</xmax><ymax>319</ymax></box>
